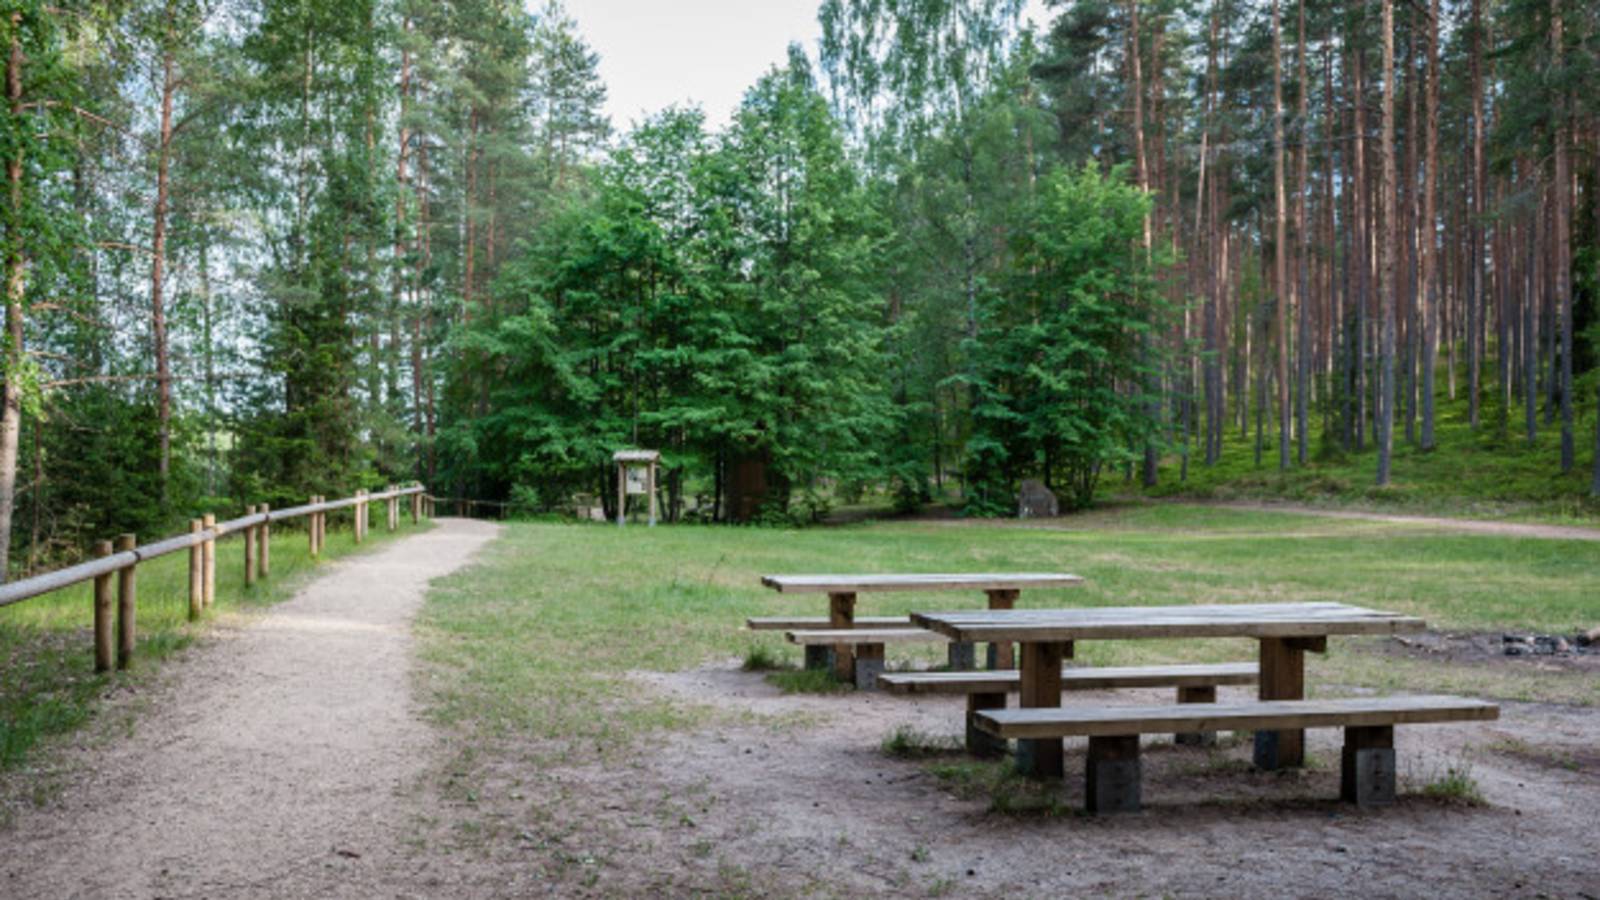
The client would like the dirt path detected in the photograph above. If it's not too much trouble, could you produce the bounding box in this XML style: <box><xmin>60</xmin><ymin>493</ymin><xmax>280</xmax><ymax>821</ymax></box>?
<box><xmin>1</xmin><ymin>517</ymin><xmax>499</xmax><ymax>899</ymax></box>
<box><xmin>1183</xmin><ymin>499</ymin><xmax>1600</xmax><ymax>541</ymax></box>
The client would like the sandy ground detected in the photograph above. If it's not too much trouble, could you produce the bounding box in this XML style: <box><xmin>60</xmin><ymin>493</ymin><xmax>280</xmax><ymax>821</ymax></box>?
<box><xmin>454</xmin><ymin>664</ymin><xmax>1597</xmax><ymax>898</ymax></box>
<box><xmin>0</xmin><ymin>517</ymin><xmax>499</xmax><ymax>899</ymax></box>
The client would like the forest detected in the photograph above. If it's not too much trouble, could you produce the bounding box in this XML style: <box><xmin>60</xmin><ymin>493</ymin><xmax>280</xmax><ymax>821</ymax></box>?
<box><xmin>2</xmin><ymin>0</ymin><xmax>1598</xmax><ymax>574</ymax></box>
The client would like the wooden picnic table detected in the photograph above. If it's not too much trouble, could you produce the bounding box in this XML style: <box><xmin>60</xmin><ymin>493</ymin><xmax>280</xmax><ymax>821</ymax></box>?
<box><xmin>760</xmin><ymin>573</ymin><xmax>1084</xmax><ymax>682</ymax></box>
<box><xmin>912</xmin><ymin>601</ymin><xmax>1425</xmax><ymax>778</ymax></box>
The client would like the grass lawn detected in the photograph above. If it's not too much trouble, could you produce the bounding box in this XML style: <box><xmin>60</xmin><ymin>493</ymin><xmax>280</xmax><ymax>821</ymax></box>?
<box><xmin>0</xmin><ymin>511</ymin><xmax>431</xmax><ymax>772</ymax></box>
<box><xmin>418</xmin><ymin>504</ymin><xmax>1600</xmax><ymax>764</ymax></box>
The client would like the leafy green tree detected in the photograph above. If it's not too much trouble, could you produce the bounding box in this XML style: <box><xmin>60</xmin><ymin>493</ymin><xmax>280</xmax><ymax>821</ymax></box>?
<box><xmin>968</xmin><ymin>163</ymin><xmax>1170</xmax><ymax>511</ymax></box>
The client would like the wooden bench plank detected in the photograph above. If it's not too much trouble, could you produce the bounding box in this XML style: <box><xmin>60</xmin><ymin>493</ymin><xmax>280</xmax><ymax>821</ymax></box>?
<box><xmin>877</xmin><ymin>662</ymin><xmax>1259</xmax><ymax>695</ymax></box>
<box><xmin>761</xmin><ymin>573</ymin><xmax>1084</xmax><ymax>594</ymax></box>
<box><xmin>747</xmin><ymin>615</ymin><xmax>911</xmax><ymax>631</ymax></box>
<box><xmin>784</xmin><ymin>628</ymin><xmax>948</xmax><ymax>645</ymax></box>
<box><xmin>975</xmin><ymin>695</ymin><xmax>1498</xmax><ymax>740</ymax></box>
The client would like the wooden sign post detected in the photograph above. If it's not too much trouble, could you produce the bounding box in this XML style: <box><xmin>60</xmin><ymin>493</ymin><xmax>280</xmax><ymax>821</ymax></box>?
<box><xmin>611</xmin><ymin>449</ymin><xmax>660</xmax><ymax>527</ymax></box>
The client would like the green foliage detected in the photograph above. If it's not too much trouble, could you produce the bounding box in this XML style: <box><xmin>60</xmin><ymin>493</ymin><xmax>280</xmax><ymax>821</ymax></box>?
<box><xmin>439</xmin><ymin>59</ymin><xmax>898</xmax><ymax>520</ymax></box>
<box><xmin>967</xmin><ymin>163</ymin><xmax>1172</xmax><ymax>511</ymax></box>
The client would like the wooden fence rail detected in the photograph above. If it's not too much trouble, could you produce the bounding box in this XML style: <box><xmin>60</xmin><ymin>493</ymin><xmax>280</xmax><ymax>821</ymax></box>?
<box><xmin>0</xmin><ymin>484</ymin><xmax>429</xmax><ymax>671</ymax></box>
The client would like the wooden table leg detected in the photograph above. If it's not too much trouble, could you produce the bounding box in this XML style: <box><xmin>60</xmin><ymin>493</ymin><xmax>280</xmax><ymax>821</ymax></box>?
<box><xmin>829</xmin><ymin>592</ymin><xmax>855</xmax><ymax>684</ymax></box>
<box><xmin>1255</xmin><ymin>637</ymin><xmax>1306</xmax><ymax>769</ymax></box>
<box><xmin>1015</xmin><ymin>639</ymin><xmax>1072</xmax><ymax>778</ymax></box>
<box><xmin>984</xmin><ymin>589</ymin><xmax>1017</xmax><ymax>670</ymax></box>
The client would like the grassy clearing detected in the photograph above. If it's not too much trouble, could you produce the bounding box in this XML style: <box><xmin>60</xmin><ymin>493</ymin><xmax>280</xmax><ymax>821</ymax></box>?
<box><xmin>1137</xmin><ymin>386</ymin><xmax>1600</xmax><ymax>522</ymax></box>
<box><xmin>0</xmin><ymin>512</ymin><xmax>430</xmax><ymax>771</ymax></box>
<box><xmin>416</xmin><ymin>505</ymin><xmax>1600</xmax><ymax>766</ymax></box>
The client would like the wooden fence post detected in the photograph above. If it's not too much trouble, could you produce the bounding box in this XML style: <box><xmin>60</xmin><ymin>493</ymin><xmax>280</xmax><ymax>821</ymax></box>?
<box><xmin>258</xmin><ymin>503</ymin><xmax>270</xmax><ymax>578</ymax></box>
<box><xmin>388</xmin><ymin>487</ymin><xmax>397</xmax><ymax>531</ymax></box>
<box><xmin>188</xmin><ymin>519</ymin><xmax>203</xmax><ymax>621</ymax></box>
<box><xmin>115</xmin><ymin>533</ymin><xmax>136</xmax><ymax>669</ymax></box>
<box><xmin>244</xmin><ymin>504</ymin><xmax>257</xmax><ymax>587</ymax></box>
<box><xmin>411</xmin><ymin>490</ymin><xmax>420</xmax><ymax>524</ymax></box>
<box><xmin>93</xmin><ymin>539</ymin><xmax>114</xmax><ymax>672</ymax></box>
<box><xmin>308</xmin><ymin>496</ymin><xmax>319</xmax><ymax>557</ymax></box>
<box><xmin>356</xmin><ymin>490</ymin><xmax>366</xmax><ymax>544</ymax></box>
<box><xmin>202</xmin><ymin>513</ymin><xmax>216</xmax><ymax>608</ymax></box>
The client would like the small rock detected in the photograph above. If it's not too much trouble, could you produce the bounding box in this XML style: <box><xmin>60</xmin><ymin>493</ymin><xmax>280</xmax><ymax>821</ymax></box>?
<box><xmin>1504</xmin><ymin>645</ymin><xmax>1530</xmax><ymax>657</ymax></box>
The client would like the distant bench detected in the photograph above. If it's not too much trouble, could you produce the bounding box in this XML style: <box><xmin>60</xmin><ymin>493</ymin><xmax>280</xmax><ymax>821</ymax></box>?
<box><xmin>974</xmin><ymin>694</ymin><xmax>1499</xmax><ymax>814</ymax></box>
<box><xmin>784</xmin><ymin>628</ymin><xmax>950</xmax><ymax>688</ymax></box>
<box><xmin>878</xmin><ymin>662</ymin><xmax>1259</xmax><ymax>755</ymax></box>
<box><xmin>758</xmin><ymin>572</ymin><xmax>1084</xmax><ymax>685</ymax></box>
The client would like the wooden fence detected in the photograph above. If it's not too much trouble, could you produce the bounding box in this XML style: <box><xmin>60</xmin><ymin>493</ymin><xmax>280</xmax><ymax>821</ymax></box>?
<box><xmin>0</xmin><ymin>484</ymin><xmax>431</xmax><ymax>671</ymax></box>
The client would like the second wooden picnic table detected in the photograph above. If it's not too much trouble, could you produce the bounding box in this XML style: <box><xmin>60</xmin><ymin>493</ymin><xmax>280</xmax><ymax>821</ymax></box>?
<box><xmin>759</xmin><ymin>573</ymin><xmax>1084</xmax><ymax>683</ymax></box>
<box><xmin>913</xmin><ymin>601</ymin><xmax>1425</xmax><ymax>778</ymax></box>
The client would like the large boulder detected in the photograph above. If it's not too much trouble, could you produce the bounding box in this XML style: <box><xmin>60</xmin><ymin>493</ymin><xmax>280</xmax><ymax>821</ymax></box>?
<box><xmin>1017</xmin><ymin>479</ymin><xmax>1059</xmax><ymax>519</ymax></box>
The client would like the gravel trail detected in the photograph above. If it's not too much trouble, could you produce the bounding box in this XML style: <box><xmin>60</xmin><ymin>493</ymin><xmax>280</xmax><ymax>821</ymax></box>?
<box><xmin>2</xmin><ymin>517</ymin><xmax>499</xmax><ymax>899</ymax></box>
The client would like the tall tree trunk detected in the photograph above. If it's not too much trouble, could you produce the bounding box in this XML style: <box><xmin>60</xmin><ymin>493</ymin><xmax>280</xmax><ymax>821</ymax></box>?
<box><xmin>1127</xmin><ymin>0</ymin><xmax>1159</xmax><ymax>487</ymax></box>
<box><xmin>1294</xmin><ymin>0</ymin><xmax>1309</xmax><ymax>464</ymax></box>
<box><xmin>1376</xmin><ymin>0</ymin><xmax>1397</xmax><ymax>485</ymax></box>
<box><xmin>1271</xmin><ymin>0</ymin><xmax>1290</xmax><ymax>470</ymax></box>
<box><xmin>0</xmin><ymin>20</ymin><xmax>25</xmax><ymax>582</ymax></box>
<box><xmin>149</xmin><ymin>23</ymin><xmax>177</xmax><ymax>503</ymax></box>
<box><xmin>1550</xmin><ymin>0</ymin><xmax>1572</xmax><ymax>472</ymax></box>
<box><xmin>1351</xmin><ymin>36</ymin><xmax>1369</xmax><ymax>451</ymax></box>
<box><xmin>1469</xmin><ymin>0</ymin><xmax>1485</xmax><ymax>430</ymax></box>
<box><xmin>1419</xmin><ymin>0</ymin><xmax>1440</xmax><ymax>449</ymax></box>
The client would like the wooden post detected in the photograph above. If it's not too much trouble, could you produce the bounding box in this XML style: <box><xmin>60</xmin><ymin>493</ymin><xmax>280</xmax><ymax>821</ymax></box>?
<box><xmin>353</xmin><ymin>491</ymin><xmax>363</xmax><ymax>544</ymax></box>
<box><xmin>202</xmin><ymin>513</ymin><xmax>216</xmax><ymax>608</ymax></box>
<box><xmin>616</xmin><ymin>463</ymin><xmax>626</xmax><ymax>526</ymax></box>
<box><xmin>1016</xmin><ymin>640</ymin><xmax>1071</xmax><ymax>778</ymax></box>
<box><xmin>93</xmin><ymin>539</ymin><xmax>114</xmax><ymax>672</ymax></box>
<box><xmin>411</xmin><ymin>490</ymin><xmax>420</xmax><ymax>524</ymax></box>
<box><xmin>315</xmin><ymin>496</ymin><xmax>326</xmax><ymax>556</ymax></box>
<box><xmin>1174</xmin><ymin>685</ymin><xmax>1218</xmax><ymax>746</ymax></box>
<box><xmin>647</xmin><ymin>463</ymin><xmax>657</xmax><ymax>527</ymax></box>
<box><xmin>115</xmin><ymin>533</ymin><xmax>136</xmax><ymax>669</ymax></box>
<box><xmin>828</xmin><ymin>591</ymin><xmax>855</xmax><ymax>683</ymax></box>
<box><xmin>258</xmin><ymin>503</ymin><xmax>270</xmax><ymax>578</ymax></box>
<box><xmin>387</xmin><ymin>487</ymin><xmax>397</xmax><ymax>531</ymax></box>
<box><xmin>984</xmin><ymin>589</ymin><xmax>1018</xmax><ymax>669</ymax></box>
<box><xmin>966</xmin><ymin>692</ymin><xmax>1008</xmax><ymax>758</ymax></box>
<box><xmin>1254</xmin><ymin>637</ymin><xmax>1307</xmax><ymax>769</ymax></box>
<box><xmin>187</xmin><ymin>519</ymin><xmax>203</xmax><ymax>621</ymax></box>
<box><xmin>244</xmin><ymin>504</ymin><xmax>257</xmax><ymax>587</ymax></box>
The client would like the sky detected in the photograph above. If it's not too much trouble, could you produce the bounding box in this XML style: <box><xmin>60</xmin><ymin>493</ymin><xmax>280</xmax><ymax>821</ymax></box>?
<box><xmin>568</xmin><ymin>0</ymin><xmax>1054</xmax><ymax>132</ymax></box>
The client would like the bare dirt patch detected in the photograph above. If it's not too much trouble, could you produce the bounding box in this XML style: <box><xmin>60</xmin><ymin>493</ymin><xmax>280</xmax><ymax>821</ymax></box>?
<box><xmin>0</xmin><ymin>518</ymin><xmax>499</xmax><ymax>899</ymax></box>
<box><xmin>429</xmin><ymin>662</ymin><xmax>1599</xmax><ymax>897</ymax></box>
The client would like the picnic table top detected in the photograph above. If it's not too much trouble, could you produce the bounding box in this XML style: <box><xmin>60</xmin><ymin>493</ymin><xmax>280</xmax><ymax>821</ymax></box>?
<box><xmin>758</xmin><ymin>572</ymin><xmax>1084</xmax><ymax>594</ymax></box>
<box><xmin>911</xmin><ymin>601</ymin><xmax>1425</xmax><ymax>643</ymax></box>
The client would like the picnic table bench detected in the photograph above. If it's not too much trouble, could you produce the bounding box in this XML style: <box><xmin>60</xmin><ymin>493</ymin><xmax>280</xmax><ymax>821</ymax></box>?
<box><xmin>975</xmin><ymin>695</ymin><xmax>1498</xmax><ymax>814</ymax></box>
<box><xmin>758</xmin><ymin>573</ymin><xmax>1084</xmax><ymax>687</ymax></box>
<box><xmin>878</xmin><ymin>662</ymin><xmax>1259</xmax><ymax>755</ymax></box>
<box><xmin>913</xmin><ymin>602</ymin><xmax>1429</xmax><ymax>777</ymax></box>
